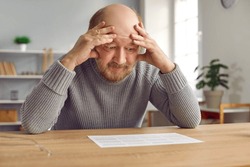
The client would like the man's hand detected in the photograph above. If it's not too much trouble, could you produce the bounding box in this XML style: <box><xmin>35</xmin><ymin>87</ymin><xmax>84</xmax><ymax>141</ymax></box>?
<box><xmin>131</xmin><ymin>23</ymin><xmax>175</xmax><ymax>73</ymax></box>
<box><xmin>61</xmin><ymin>21</ymin><xmax>117</xmax><ymax>71</ymax></box>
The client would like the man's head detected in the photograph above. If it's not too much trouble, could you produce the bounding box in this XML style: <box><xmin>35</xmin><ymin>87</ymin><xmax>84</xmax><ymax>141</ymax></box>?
<box><xmin>89</xmin><ymin>4</ymin><xmax>142</xmax><ymax>32</ymax></box>
<box><xmin>89</xmin><ymin>4</ymin><xmax>142</xmax><ymax>82</ymax></box>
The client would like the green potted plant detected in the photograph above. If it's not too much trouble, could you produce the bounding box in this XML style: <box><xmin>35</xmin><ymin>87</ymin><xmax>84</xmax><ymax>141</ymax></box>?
<box><xmin>14</xmin><ymin>36</ymin><xmax>31</xmax><ymax>51</ymax></box>
<box><xmin>194</xmin><ymin>59</ymin><xmax>229</xmax><ymax>108</ymax></box>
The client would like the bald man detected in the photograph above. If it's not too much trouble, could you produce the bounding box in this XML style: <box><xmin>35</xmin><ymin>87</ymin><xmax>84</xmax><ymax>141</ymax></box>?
<box><xmin>21</xmin><ymin>4</ymin><xmax>201</xmax><ymax>134</ymax></box>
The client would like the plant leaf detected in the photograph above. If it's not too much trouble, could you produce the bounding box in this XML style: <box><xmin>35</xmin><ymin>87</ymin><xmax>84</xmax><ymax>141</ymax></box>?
<box><xmin>194</xmin><ymin>66</ymin><xmax>199</xmax><ymax>72</ymax></box>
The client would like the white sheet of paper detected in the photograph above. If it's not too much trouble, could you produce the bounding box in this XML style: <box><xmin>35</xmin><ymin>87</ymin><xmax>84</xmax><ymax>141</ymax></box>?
<box><xmin>88</xmin><ymin>133</ymin><xmax>203</xmax><ymax>148</ymax></box>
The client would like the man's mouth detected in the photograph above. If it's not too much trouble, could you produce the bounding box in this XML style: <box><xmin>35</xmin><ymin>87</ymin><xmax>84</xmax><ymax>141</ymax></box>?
<box><xmin>108</xmin><ymin>62</ymin><xmax>127</xmax><ymax>69</ymax></box>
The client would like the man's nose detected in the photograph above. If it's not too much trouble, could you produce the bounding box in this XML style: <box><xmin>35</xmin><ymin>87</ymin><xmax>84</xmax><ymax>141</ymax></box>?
<box><xmin>113</xmin><ymin>49</ymin><xmax>126</xmax><ymax>64</ymax></box>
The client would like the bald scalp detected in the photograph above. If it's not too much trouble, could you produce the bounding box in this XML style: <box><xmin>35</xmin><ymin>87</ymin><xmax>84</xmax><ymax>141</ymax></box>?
<box><xmin>88</xmin><ymin>4</ymin><xmax>142</xmax><ymax>30</ymax></box>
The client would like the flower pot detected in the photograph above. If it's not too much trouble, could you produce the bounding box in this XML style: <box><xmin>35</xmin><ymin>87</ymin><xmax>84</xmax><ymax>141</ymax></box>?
<box><xmin>204</xmin><ymin>90</ymin><xmax>224</xmax><ymax>108</ymax></box>
<box><xmin>20</xmin><ymin>44</ymin><xmax>27</xmax><ymax>52</ymax></box>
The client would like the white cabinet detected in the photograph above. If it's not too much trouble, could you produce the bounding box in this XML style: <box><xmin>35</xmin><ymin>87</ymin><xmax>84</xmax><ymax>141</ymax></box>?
<box><xmin>0</xmin><ymin>49</ymin><xmax>65</xmax><ymax>129</ymax></box>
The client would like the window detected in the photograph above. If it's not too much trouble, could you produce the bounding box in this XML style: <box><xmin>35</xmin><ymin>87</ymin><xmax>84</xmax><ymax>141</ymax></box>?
<box><xmin>174</xmin><ymin>0</ymin><xmax>199</xmax><ymax>96</ymax></box>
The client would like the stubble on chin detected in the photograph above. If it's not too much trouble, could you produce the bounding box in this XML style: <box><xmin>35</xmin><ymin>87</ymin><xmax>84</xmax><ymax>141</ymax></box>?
<box><xmin>96</xmin><ymin>61</ymin><xmax>134</xmax><ymax>82</ymax></box>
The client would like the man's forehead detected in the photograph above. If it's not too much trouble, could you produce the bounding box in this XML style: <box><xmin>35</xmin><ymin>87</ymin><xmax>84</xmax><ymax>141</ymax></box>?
<box><xmin>112</xmin><ymin>35</ymin><xmax>135</xmax><ymax>45</ymax></box>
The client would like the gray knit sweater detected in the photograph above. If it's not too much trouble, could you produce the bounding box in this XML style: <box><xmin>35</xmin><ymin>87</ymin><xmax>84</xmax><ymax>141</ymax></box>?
<box><xmin>20</xmin><ymin>59</ymin><xmax>201</xmax><ymax>134</ymax></box>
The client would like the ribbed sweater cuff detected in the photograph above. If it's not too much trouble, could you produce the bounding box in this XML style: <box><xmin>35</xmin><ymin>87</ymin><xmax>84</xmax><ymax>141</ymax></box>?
<box><xmin>159</xmin><ymin>64</ymin><xmax>187</xmax><ymax>94</ymax></box>
<box><xmin>42</xmin><ymin>60</ymin><xmax>76</xmax><ymax>95</ymax></box>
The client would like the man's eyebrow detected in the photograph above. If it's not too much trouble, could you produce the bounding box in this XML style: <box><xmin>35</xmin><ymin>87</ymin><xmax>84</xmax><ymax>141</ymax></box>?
<box><xmin>104</xmin><ymin>42</ymin><xmax>116</xmax><ymax>45</ymax></box>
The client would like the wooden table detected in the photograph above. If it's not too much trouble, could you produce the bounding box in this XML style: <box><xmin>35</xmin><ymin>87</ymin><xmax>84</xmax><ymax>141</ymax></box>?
<box><xmin>1</xmin><ymin>123</ymin><xmax>250</xmax><ymax>167</ymax></box>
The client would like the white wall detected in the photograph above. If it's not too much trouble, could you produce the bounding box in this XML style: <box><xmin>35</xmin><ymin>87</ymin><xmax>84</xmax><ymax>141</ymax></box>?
<box><xmin>199</xmin><ymin>0</ymin><xmax>250</xmax><ymax>103</ymax></box>
<box><xmin>0</xmin><ymin>0</ymin><xmax>140</xmax><ymax>51</ymax></box>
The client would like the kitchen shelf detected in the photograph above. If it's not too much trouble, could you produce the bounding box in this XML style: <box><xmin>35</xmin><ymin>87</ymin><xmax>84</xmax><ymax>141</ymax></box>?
<box><xmin>0</xmin><ymin>121</ymin><xmax>21</xmax><ymax>126</ymax></box>
<box><xmin>0</xmin><ymin>100</ymin><xmax>25</xmax><ymax>104</ymax></box>
<box><xmin>0</xmin><ymin>49</ymin><xmax>64</xmax><ymax>130</ymax></box>
<box><xmin>0</xmin><ymin>75</ymin><xmax>43</xmax><ymax>79</ymax></box>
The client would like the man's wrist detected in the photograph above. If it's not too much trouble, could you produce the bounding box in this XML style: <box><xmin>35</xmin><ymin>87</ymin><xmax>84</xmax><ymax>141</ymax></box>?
<box><xmin>159</xmin><ymin>63</ymin><xmax>175</xmax><ymax>74</ymax></box>
<box><xmin>60</xmin><ymin>55</ymin><xmax>76</xmax><ymax>71</ymax></box>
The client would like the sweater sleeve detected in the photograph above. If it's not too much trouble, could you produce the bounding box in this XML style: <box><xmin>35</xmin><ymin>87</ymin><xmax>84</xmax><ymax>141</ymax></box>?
<box><xmin>149</xmin><ymin>64</ymin><xmax>201</xmax><ymax>128</ymax></box>
<box><xmin>20</xmin><ymin>60</ymin><xmax>75</xmax><ymax>134</ymax></box>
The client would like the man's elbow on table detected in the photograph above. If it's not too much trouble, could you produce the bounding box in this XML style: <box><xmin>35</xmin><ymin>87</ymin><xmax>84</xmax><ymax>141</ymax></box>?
<box><xmin>180</xmin><ymin>117</ymin><xmax>201</xmax><ymax>128</ymax></box>
<box><xmin>21</xmin><ymin>121</ymin><xmax>50</xmax><ymax>134</ymax></box>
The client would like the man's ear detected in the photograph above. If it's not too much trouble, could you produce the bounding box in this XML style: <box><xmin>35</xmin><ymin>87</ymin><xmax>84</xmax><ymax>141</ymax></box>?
<box><xmin>90</xmin><ymin>47</ymin><xmax>100</xmax><ymax>59</ymax></box>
